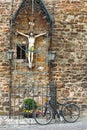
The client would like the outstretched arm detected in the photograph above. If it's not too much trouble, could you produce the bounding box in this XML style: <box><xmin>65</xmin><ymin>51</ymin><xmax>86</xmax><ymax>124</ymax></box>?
<box><xmin>35</xmin><ymin>32</ymin><xmax>47</xmax><ymax>38</ymax></box>
<box><xmin>17</xmin><ymin>31</ymin><xmax>28</xmax><ymax>38</ymax></box>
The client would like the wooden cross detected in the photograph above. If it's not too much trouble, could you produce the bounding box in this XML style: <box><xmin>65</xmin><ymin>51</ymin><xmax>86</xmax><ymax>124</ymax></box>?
<box><xmin>29</xmin><ymin>16</ymin><xmax>35</xmax><ymax>31</ymax></box>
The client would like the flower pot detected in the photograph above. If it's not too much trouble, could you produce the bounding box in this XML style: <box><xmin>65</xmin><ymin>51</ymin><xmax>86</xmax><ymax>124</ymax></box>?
<box><xmin>23</xmin><ymin>112</ymin><xmax>33</xmax><ymax>118</ymax></box>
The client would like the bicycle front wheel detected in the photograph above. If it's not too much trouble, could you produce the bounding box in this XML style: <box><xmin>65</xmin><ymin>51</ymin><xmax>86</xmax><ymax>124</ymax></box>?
<box><xmin>34</xmin><ymin>105</ymin><xmax>53</xmax><ymax>125</ymax></box>
<box><xmin>62</xmin><ymin>103</ymin><xmax>80</xmax><ymax>123</ymax></box>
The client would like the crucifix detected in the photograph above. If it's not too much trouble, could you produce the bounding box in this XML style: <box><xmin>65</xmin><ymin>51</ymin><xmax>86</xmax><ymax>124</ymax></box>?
<box><xmin>17</xmin><ymin>17</ymin><xmax>47</xmax><ymax>69</ymax></box>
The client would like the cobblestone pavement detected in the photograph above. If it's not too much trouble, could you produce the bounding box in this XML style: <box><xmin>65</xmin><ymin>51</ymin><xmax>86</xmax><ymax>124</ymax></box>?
<box><xmin>0</xmin><ymin>116</ymin><xmax>87</xmax><ymax>130</ymax></box>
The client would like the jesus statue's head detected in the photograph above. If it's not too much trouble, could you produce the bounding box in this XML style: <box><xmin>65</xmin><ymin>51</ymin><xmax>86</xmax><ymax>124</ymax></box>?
<box><xmin>29</xmin><ymin>32</ymin><xmax>34</xmax><ymax>37</ymax></box>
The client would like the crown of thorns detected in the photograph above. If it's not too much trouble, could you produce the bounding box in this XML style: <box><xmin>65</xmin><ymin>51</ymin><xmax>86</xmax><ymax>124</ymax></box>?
<box><xmin>29</xmin><ymin>32</ymin><xmax>34</xmax><ymax>36</ymax></box>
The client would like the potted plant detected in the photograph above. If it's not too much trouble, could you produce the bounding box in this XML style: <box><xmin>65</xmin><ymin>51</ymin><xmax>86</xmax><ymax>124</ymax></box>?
<box><xmin>23</xmin><ymin>98</ymin><xmax>38</xmax><ymax>118</ymax></box>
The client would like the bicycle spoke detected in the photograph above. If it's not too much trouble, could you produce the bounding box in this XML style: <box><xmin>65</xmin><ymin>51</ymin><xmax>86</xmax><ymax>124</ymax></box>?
<box><xmin>34</xmin><ymin>105</ymin><xmax>53</xmax><ymax>125</ymax></box>
<box><xmin>62</xmin><ymin>103</ymin><xmax>80</xmax><ymax>123</ymax></box>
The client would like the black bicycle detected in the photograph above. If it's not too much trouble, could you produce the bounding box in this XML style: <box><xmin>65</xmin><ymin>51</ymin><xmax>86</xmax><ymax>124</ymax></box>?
<box><xmin>34</xmin><ymin>98</ymin><xmax>80</xmax><ymax>125</ymax></box>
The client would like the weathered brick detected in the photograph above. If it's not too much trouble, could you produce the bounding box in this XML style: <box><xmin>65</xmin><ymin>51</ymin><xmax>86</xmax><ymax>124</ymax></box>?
<box><xmin>0</xmin><ymin>0</ymin><xmax>87</xmax><ymax>115</ymax></box>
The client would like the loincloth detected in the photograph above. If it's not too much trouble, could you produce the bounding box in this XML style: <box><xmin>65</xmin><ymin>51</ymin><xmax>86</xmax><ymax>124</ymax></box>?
<box><xmin>28</xmin><ymin>46</ymin><xmax>34</xmax><ymax>51</ymax></box>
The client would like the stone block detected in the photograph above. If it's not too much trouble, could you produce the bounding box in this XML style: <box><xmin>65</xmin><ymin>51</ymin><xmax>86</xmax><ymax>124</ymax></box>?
<box><xmin>3</xmin><ymin>101</ymin><xmax>9</xmax><ymax>106</ymax></box>
<box><xmin>83</xmin><ymin>19</ymin><xmax>87</xmax><ymax>23</ymax></box>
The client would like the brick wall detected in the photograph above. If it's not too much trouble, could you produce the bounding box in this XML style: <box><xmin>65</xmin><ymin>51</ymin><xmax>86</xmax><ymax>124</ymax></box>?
<box><xmin>0</xmin><ymin>0</ymin><xmax>87</xmax><ymax>114</ymax></box>
<box><xmin>0</xmin><ymin>0</ymin><xmax>11</xmax><ymax>112</ymax></box>
<box><xmin>49</xmin><ymin>0</ymin><xmax>87</xmax><ymax>113</ymax></box>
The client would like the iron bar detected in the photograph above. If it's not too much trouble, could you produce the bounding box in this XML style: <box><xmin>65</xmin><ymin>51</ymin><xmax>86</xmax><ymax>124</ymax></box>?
<box><xmin>8</xmin><ymin>0</ymin><xmax>14</xmax><ymax>119</ymax></box>
<box><xmin>32</xmin><ymin>0</ymin><xmax>34</xmax><ymax>15</ymax></box>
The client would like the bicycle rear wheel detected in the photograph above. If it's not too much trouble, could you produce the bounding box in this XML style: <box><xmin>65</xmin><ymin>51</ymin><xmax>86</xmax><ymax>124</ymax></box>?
<box><xmin>62</xmin><ymin>103</ymin><xmax>80</xmax><ymax>123</ymax></box>
<box><xmin>34</xmin><ymin>105</ymin><xmax>53</xmax><ymax>125</ymax></box>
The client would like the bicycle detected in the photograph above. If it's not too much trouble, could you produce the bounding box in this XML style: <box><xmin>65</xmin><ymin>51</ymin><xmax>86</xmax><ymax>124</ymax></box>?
<box><xmin>34</xmin><ymin>97</ymin><xmax>80</xmax><ymax>125</ymax></box>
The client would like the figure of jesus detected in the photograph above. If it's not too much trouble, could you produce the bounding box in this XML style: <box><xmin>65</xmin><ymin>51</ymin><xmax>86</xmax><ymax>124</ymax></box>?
<box><xmin>17</xmin><ymin>31</ymin><xmax>46</xmax><ymax>69</ymax></box>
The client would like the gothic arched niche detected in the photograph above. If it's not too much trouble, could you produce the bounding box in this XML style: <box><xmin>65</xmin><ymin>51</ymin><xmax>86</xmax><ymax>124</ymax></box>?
<box><xmin>11</xmin><ymin>0</ymin><xmax>53</xmax><ymax>71</ymax></box>
<box><xmin>9</xmin><ymin>0</ymin><xmax>53</xmax><ymax>115</ymax></box>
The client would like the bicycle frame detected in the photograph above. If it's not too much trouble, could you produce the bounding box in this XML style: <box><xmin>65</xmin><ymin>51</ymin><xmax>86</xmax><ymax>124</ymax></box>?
<box><xmin>48</xmin><ymin>100</ymin><xmax>63</xmax><ymax>118</ymax></box>
<box><xmin>49</xmin><ymin>99</ymin><xmax>73</xmax><ymax>115</ymax></box>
